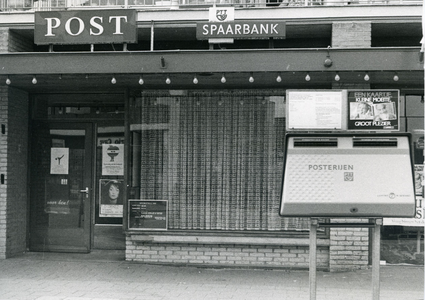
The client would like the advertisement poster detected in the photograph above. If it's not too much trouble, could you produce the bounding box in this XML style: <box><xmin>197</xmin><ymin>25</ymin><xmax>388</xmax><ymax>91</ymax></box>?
<box><xmin>102</xmin><ymin>144</ymin><xmax>124</xmax><ymax>176</ymax></box>
<box><xmin>415</xmin><ymin>165</ymin><xmax>424</xmax><ymax>196</ymax></box>
<box><xmin>99</xmin><ymin>179</ymin><xmax>123</xmax><ymax>217</ymax></box>
<box><xmin>287</xmin><ymin>90</ymin><xmax>343</xmax><ymax>130</ymax></box>
<box><xmin>128</xmin><ymin>200</ymin><xmax>168</xmax><ymax>230</ymax></box>
<box><xmin>348</xmin><ymin>90</ymin><xmax>399</xmax><ymax>130</ymax></box>
<box><xmin>50</xmin><ymin>147</ymin><xmax>69</xmax><ymax>174</ymax></box>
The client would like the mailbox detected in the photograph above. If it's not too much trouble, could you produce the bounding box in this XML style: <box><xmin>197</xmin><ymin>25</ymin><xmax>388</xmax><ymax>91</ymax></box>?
<box><xmin>280</xmin><ymin>133</ymin><xmax>416</xmax><ymax>217</ymax></box>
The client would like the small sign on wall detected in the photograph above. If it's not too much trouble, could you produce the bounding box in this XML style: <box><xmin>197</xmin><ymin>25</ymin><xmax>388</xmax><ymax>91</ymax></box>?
<box><xmin>128</xmin><ymin>200</ymin><xmax>168</xmax><ymax>230</ymax></box>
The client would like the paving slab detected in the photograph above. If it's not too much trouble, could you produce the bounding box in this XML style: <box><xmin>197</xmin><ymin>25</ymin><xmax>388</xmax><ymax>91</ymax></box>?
<box><xmin>0</xmin><ymin>251</ymin><xmax>423</xmax><ymax>300</ymax></box>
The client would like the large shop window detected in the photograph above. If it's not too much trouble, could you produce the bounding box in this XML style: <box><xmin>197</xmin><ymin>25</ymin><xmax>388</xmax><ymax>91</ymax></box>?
<box><xmin>129</xmin><ymin>90</ymin><xmax>309</xmax><ymax>231</ymax></box>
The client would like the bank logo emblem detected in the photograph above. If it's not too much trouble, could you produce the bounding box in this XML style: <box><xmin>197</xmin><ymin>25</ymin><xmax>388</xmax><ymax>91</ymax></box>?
<box><xmin>216</xmin><ymin>10</ymin><xmax>228</xmax><ymax>22</ymax></box>
<box><xmin>344</xmin><ymin>172</ymin><xmax>354</xmax><ymax>181</ymax></box>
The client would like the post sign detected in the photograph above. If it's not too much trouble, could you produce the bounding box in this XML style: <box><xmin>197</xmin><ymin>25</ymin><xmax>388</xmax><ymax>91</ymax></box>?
<box><xmin>347</xmin><ymin>90</ymin><xmax>399</xmax><ymax>131</ymax></box>
<box><xmin>196</xmin><ymin>21</ymin><xmax>286</xmax><ymax>40</ymax></box>
<box><xmin>35</xmin><ymin>9</ymin><xmax>137</xmax><ymax>45</ymax></box>
<box><xmin>280</xmin><ymin>133</ymin><xmax>416</xmax><ymax>217</ymax></box>
<box><xmin>128</xmin><ymin>200</ymin><xmax>168</xmax><ymax>230</ymax></box>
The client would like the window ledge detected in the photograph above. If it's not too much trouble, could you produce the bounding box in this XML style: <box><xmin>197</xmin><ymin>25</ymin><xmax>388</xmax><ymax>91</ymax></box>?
<box><xmin>127</xmin><ymin>233</ymin><xmax>330</xmax><ymax>247</ymax></box>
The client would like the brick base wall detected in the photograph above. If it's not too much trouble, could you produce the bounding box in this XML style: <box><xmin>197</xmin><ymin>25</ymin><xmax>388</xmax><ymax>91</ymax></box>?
<box><xmin>126</xmin><ymin>236</ymin><xmax>330</xmax><ymax>270</ymax></box>
<box><xmin>126</xmin><ymin>228</ymin><xmax>372</xmax><ymax>271</ymax></box>
<box><xmin>329</xmin><ymin>219</ymin><xmax>370</xmax><ymax>272</ymax></box>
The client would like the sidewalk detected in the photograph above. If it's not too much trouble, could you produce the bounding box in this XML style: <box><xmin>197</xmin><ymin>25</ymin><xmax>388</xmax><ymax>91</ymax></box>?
<box><xmin>0</xmin><ymin>251</ymin><xmax>423</xmax><ymax>300</ymax></box>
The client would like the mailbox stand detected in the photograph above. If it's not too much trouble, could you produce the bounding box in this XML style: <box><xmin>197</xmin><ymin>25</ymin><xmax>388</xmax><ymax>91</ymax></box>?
<box><xmin>309</xmin><ymin>218</ymin><xmax>383</xmax><ymax>300</ymax></box>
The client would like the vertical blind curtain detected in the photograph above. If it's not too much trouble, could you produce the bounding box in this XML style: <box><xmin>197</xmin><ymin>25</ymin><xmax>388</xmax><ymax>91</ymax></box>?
<box><xmin>130</xmin><ymin>90</ymin><xmax>309</xmax><ymax>231</ymax></box>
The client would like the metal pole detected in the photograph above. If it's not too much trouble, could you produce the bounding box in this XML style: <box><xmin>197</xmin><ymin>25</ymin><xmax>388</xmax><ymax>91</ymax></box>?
<box><xmin>309</xmin><ymin>218</ymin><xmax>318</xmax><ymax>300</ymax></box>
<box><xmin>372</xmin><ymin>218</ymin><xmax>382</xmax><ymax>300</ymax></box>
<box><xmin>150</xmin><ymin>21</ymin><xmax>154</xmax><ymax>52</ymax></box>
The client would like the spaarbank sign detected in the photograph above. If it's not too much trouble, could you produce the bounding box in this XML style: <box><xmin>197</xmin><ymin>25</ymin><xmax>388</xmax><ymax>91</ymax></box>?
<box><xmin>196</xmin><ymin>21</ymin><xmax>286</xmax><ymax>40</ymax></box>
<box><xmin>34</xmin><ymin>10</ymin><xmax>137</xmax><ymax>45</ymax></box>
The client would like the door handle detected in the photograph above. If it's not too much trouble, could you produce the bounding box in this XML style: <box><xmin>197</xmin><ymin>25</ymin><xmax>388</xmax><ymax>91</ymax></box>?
<box><xmin>79</xmin><ymin>187</ymin><xmax>89</xmax><ymax>198</ymax></box>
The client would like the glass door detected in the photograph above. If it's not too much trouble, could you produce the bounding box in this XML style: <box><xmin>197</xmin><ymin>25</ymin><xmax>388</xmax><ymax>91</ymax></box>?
<box><xmin>29</xmin><ymin>122</ymin><xmax>93</xmax><ymax>252</ymax></box>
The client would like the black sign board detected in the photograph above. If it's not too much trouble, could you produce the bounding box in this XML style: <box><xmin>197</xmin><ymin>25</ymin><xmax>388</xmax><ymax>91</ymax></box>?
<box><xmin>196</xmin><ymin>21</ymin><xmax>286</xmax><ymax>40</ymax></box>
<box><xmin>128</xmin><ymin>200</ymin><xmax>167</xmax><ymax>230</ymax></box>
<box><xmin>347</xmin><ymin>90</ymin><xmax>399</xmax><ymax>131</ymax></box>
<box><xmin>35</xmin><ymin>9</ymin><xmax>137</xmax><ymax>45</ymax></box>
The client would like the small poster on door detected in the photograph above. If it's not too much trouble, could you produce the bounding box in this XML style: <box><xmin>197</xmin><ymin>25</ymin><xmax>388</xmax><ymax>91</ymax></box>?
<box><xmin>50</xmin><ymin>147</ymin><xmax>69</xmax><ymax>174</ymax></box>
<box><xmin>99</xmin><ymin>179</ymin><xmax>124</xmax><ymax>217</ymax></box>
<box><xmin>102</xmin><ymin>144</ymin><xmax>124</xmax><ymax>176</ymax></box>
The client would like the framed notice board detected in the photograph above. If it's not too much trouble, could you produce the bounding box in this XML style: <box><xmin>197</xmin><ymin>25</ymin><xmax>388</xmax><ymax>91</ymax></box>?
<box><xmin>128</xmin><ymin>200</ymin><xmax>168</xmax><ymax>230</ymax></box>
<box><xmin>286</xmin><ymin>90</ymin><xmax>346</xmax><ymax>131</ymax></box>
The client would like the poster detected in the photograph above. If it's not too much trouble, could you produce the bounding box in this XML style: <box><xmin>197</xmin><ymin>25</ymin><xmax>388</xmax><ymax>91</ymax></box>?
<box><xmin>50</xmin><ymin>147</ymin><xmax>69</xmax><ymax>174</ymax></box>
<box><xmin>128</xmin><ymin>200</ymin><xmax>168</xmax><ymax>230</ymax></box>
<box><xmin>102</xmin><ymin>144</ymin><xmax>124</xmax><ymax>176</ymax></box>
<box><xmin>348</xmin><ymin>90</ymin><xmax>399</xmax><ymax>130</ymax></box>
<box><xmin>287</xmin><ymin>90</ymin><xmax>343</xmax><ymax>130</ymax></box>
<box><xmin>99</xmin><ymin>179</ymin><xmax>123</xmax><ymax>217</ymax></box>
<box><xmin>415</xmin><ymin>165</ymin><xmax>424</xmax><ymax>196</ymax></box>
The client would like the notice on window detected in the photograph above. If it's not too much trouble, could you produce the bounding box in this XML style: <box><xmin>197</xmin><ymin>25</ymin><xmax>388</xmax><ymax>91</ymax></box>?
<box><xmin>287</xmin><ymin>90</ymin><xmax>343</xmax><ymax>130</ymax></box>
<box><xmin>99</xmin><ymin>179</ymin><xmax>124</xmax><ymax>218</ymax></box>
<box><xmin>102</xmin><ymin>144</ymin><xmax>124</xmax><ymax>176</ymax></box>
<box><xmin>50</xmin><ymin>148</ymin><xmax>69</xmax><ymax>175</ymax></box>
<box><xmin>347</xmin><ymin>90</ymin><xmax>399</xmax><ymax>131</ymax></box>
<box><xmin>128</xmin><ymin>200</ymin><xmax>168</xmax><ymax>230</ymax></box>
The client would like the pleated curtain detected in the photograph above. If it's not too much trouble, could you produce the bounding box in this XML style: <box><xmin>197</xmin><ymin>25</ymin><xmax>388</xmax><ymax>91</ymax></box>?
<box><xmin>130</xmin><ymin>90</ymin><xmax>309</xmax><ymax>231</ymax></box>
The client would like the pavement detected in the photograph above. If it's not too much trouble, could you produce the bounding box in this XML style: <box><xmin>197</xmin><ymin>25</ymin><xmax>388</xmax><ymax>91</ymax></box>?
<box><xmin>0</xmin><ymin>250</ymin><xmax>423</xmax><ymax>300</ymax></box>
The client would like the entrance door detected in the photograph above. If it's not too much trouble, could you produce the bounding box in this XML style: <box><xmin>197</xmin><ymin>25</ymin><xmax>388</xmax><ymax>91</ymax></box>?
<box><xmin>29</xmin><ymin>122</ymin><xmax>93</xmax><ymax>252</ymax></box>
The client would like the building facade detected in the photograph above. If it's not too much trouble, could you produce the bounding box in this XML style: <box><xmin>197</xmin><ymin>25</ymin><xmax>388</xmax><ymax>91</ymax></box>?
<box><xmin>0</xmin><ymin>0</ymin><xmax>423</xmax><ymax>272</ymax></box>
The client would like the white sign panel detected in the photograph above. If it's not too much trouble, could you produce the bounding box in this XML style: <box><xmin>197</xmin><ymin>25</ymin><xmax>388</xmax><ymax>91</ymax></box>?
<box><xmin>208</xmin><ymin>7</ymin><xmax>234</xmax><ymax>44</ymax></box>
<box><xmin>50</xmin><ymin>148</ymin><xmax>69</xmax><ymax>174</ymax></box>
<box><xmin>102</xmin><ymin>144</ymin><xmax>124</xmax><ymax>176</ymax></box>
<box><xmin>280</xmin><ymin>134</ymin><xmax>415</xmax><ymax>217</ymax></box>
<box><xmin>287</xmin><ymin>90</ymin><xmax>344</xmax><ymax>130</ymax></box>
<box><xmin>209</xmin><ymin>7</ymin><xmax>234</xmax><ymax>22</ymax></box>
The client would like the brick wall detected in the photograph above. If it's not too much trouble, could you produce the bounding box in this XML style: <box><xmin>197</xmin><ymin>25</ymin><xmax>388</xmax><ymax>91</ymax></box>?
<box><xmin>8</xmin><ymin>30</ymin><xmax>33</xmax><ymax>52</ymax></box>
<box><xmin>0</xmin><ymin>28</ymin><xmax>8</xmax><ymax>52</ymax></box>
<box><xmin>126</xmin><ymin>237</ymin><xmax>330</xmax><ymax>270</ymax></box>
<box><xmin>0</xmin><ymin>87</ymin><xmax>29</xmax><ymax>259</ymax></box>
<box><xmin>332</xmin><ymin>22</ymin><xmax>371</xmax><ymax>48</ymax></box>
<box><xmin>329</xmin><ymin>219</ymin><xmax>370</xmax><ymax>272</ymax></box>
<box><xmin>0</xmin><ymin>88</ymin><xmax>7</xmax><ymax>258</ymax></box>
<box><xmin>0</xmin><ymin>27</ymin><xmax>30</xmax><ymax>259</ymax></box>
<box><xmin>0</xmin><ymin>28</ymin><xmax>33</xmax><ymax>52</ymax></box>
<box><xmin>6</xmin><ymin>88</ymin><xmax>29</xmax><ymax>257</ymax></box>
